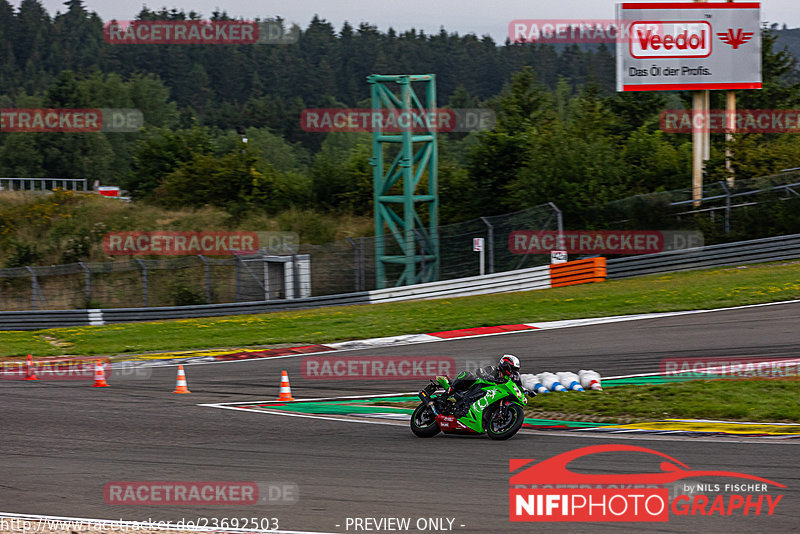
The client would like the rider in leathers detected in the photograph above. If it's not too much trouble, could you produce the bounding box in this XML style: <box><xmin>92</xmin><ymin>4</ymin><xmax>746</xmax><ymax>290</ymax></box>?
<box><xmin>445</xmin><ymin>354</ymin><xmax>529</xmax><ymax>415</ymax></box>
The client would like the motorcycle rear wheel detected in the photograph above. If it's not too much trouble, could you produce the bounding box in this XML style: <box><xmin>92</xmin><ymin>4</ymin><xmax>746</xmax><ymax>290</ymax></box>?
<box><xmin>410</xmin><ymin>403</ymin><xmax>441</xmax><ymax>437</ymax></box>
<box><xmin>486</xmin><ymin>403</ymin><xmax>524</xmax><ymax>440</ymax></box>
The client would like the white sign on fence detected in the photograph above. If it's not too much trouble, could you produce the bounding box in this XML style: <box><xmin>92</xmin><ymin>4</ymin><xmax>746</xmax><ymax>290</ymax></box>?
<box><xmin>551</xmin><ymin>250</ymin><xmax>568</xmax><ymax>264</ymax></box>
<box><xmin>473</xmin><ymin>238</ymin><xmax>485</xmax><ymax>275</ymax></box>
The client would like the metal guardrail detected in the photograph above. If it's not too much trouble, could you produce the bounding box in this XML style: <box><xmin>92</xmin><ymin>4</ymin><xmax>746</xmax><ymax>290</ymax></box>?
<box><xmin>0</xmin><ymin>265</ymin><xmax>552</xmax><ymax>330</ymax></box>
<box><xmin>0</xmin><ymin>177</ymin><xmax>88</xmax><ymax>191</ymax></box>
<box><xmin>0</xmin><ymin>294</ymin><xmax>370</xmax><ymax>331</ymax></box>
<box><xmin>606</xmin><ymin>233</ymin><xmax>800</xmax><ymax>279</ymax></box>
<box><xmin>2</xmin><ymin>234</ymin><xmax>799</xmax><ymax>330</ymax></box>
<box><xmin>369</xmin><ymin>265</ymin><xmax>551</xmax><ymax>304</ymax></box>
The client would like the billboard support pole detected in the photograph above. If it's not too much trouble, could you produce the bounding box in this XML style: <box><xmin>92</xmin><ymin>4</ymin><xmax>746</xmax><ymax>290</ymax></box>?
<box><xmin>618</xmin><ymin>0</ymin><xmax>757</xmax><ymax>205</ymax></box>
<box><xmin>692</xmin><ymin>91</ymin><xmax>705</xmax><ymax>207</ymax></box>
<box><xmin>692</xmin><ymin>0</ymin><xmax>709</xmax><ymax>207</ymax></box>
<box><xmin>725</xmin><ymin>90</ymin><xmax>736</xmax><ymax>187</ymax></box>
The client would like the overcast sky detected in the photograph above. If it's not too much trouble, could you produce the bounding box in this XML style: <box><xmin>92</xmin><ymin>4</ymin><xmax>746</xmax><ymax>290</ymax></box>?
<box><xmin>16</xmin><ymin>1</ymin><xmax>800</xmax><ymax>41</ymax></box>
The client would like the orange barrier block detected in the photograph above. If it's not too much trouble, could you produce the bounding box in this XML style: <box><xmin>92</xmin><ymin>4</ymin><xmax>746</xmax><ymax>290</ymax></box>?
<box><xmin>549</xmin><ymin>257</ymin><xmax>607</xmax><ymax>288</ymax></box>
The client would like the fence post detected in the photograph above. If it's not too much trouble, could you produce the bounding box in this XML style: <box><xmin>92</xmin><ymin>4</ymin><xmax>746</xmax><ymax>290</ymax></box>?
<box><xmin>290</xmin><ymin>254</ymin><xmax>300</xmax><ymax>299</ymax></box>
<box><xmin>198</xmin><ymin>255</ymin><xmax>211</xmax><ymax>304</ymax></box>
<box><xmin>719</xmin><ymin>181</ymin><xmax>731</xmax><ymax>234</ymax></box>
<box><xmin>26</xmin><ymin>266</ymin><xmax>38</xmax><ymax>311</ymax></box>
<box><xmin>78</xmin><ymin>261</ymin><xmax>91</xmax><ymax>305</ymax></box>
<box><xmin>346</xmin><ymin>237</ymin><xmax>359</xmax><ymax>292</ymax></box>
<box><xmin>263</xmin><ymin>253</ymin><xmax>270</xmax><ymax>301</ymax></box>
<box><xmin>480</xmin><ymin>217</ymin><xmax>495</xmax><ymax>274</ymax></box>
<box><xmin>136</xmin><ymin>259</ymin><xmax>148</xmax><ymax>307</ymax></box>
<box><xmin>548</xmin><ymin>202</ymin><xmax>564</xmax><ymax>240</ymax></box>
<box><xmin>234</xmin><ymin>256</ymin><xmax>241</xmax><ymax>302</ymax></box>
<box><xmin>359</xmin><ymin>237</ymin><xmax>367</xmax><ymax>291</ymax></box>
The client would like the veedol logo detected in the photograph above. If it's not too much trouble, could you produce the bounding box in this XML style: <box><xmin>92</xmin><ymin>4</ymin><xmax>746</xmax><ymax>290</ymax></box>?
<box><xmin>510</xmin><ymin>445</ymin><xmax>785</xmax><ymax>522</ymax></box>
<box><xmin>630</xmin><ymin>21</ymin><xmax>712</xmax><ymax>58</ymax></box>
<box><xmin>718</xmin><ymin>28</ymin><xmax>754</xmax><ymax>49</ymax></box>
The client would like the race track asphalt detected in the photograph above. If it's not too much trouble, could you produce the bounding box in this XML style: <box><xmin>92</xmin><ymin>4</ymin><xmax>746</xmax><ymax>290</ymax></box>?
<box><xmin>2</xmin><ymin>301</ymin><xmax>798</xmax><ymax>533</ymax></box>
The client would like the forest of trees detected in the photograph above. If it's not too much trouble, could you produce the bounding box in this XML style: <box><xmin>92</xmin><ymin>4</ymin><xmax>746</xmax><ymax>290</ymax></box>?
<box><xmin>1</xmin><ymin>0</ymin><xmax>799</xmax><ymax>234</ymax></box>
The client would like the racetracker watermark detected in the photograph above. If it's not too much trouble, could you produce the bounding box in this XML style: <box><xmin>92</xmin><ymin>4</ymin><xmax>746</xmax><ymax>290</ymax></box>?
<box><xmin>660</xmin><ymin>357</ymin><xmax>800</xmax><ymax>378</ymax></box>
<box><xmin>0</xmin><ymin>358</ymin><xmax>151</xmax><ymax>381</ymax></box>
<box><xmin>509</xmin><ymin>19</ymin><xmax>683</xmax><ymax>44</ymax></box>
<box><xmin>661</xmin><ymin>109</ymin><xmax>800</xmax><ymax>133</ymax></box>
<box><xmin>509</xmin><ymin>445</ymin><xmax>785</xmax><ymax>522</ymax></box>
<box><xmin>0</xmin><ymin>517</ymin><xmax>281</xmax><ymax>532</ymax></box>
<box><xmin>104</xmin><ymin>20</ymin><xmax>298</xmax><ymax>45</ymax></box>
<box><xmin>509</xmin><ymin>231</ymin><xmax>703</xmax><ymax>255</ymax></box>
<box><xmin>103</xmin><ymin>231</ymin><xmax>262</xmax><ymax>256</ymax></box>
<box><xmin>103</xmin><ymin>481</ymin><xmax>298</xmax><ymax>505</ymax></box>
<box><xmin>1</xmin><ymin>108</ymin><xmax>143</xmax><ymax>132</ymax></box>
<box><xmin>301</xmin><ymin>356</ymin><xmax>455</xmax><ymax>380</ymax></box>
<box><xmin>509</xmin><ymin>19</ymin><xmax>629</xmax><ymax>43</ymax></box>
<box><xmin>300</xmin><ymin>108</ymin><xmax>495</xmax><ymax>133</ymax></box>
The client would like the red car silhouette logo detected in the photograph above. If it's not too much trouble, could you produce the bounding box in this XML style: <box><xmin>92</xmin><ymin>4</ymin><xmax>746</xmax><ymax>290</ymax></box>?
<box><xmin>717</xmin><ymin>28</ymin><xmax>754</xmax><ymax>49</ymax></box>
<box><xmin>510</xmin><ymin>444</ymin><xmax>785</xmax><ymax>487</ymax></box>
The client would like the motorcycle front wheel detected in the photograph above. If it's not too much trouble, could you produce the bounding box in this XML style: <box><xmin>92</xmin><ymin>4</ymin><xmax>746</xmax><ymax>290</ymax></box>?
<box><xmin>410</xmin><ymin>403</ymin><xmax>441</xmax><ymax>437</ymax></box>
<box><xmin>486</xmin><ymin>403</ymin><xmax>525</xmax><ymax>440</ymax></box>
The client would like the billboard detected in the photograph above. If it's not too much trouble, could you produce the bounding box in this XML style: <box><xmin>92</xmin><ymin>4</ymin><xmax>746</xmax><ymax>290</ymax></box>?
<box><xmin>616</xmin><ymin>2</ymin><xmax>761</xmax><ymax>91</ymax></box>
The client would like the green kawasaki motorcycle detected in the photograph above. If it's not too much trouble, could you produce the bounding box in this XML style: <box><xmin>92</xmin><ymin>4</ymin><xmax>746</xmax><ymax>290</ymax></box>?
<box><xmin>411</xmin><ymin>373</ymin><xmax>529</xmax><ymax>440</ymax></box>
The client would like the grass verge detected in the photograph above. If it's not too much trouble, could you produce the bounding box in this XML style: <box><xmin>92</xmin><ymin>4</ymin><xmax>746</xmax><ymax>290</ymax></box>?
<box><xmin>2</xmin><ymin>261</ymin><xmax>800</xmax><ymax>357</ymax></box>
<box><xmin>379</xmin><ymin>378</ymin><xmax>800</xmax><ymax>424</ymax></box>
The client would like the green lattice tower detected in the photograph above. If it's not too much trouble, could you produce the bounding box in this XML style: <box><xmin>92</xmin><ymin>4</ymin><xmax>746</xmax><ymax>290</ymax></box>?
<box><xmin>368</xmin><ymin>74</ymin><xmax>439</xmax><ymax>289</ymax></box>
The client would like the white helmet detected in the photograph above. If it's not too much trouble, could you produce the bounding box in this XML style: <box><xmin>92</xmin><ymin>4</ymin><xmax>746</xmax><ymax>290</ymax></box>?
<box><xmin>498</xmin><ymin>354</ymin><xmax>520</xmax><ymax>376</ymax></box>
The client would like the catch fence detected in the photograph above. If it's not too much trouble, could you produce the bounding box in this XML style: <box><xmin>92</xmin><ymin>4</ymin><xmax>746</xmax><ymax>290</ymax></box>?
<box><xmin>0</xmin><ymin>203</ymin><xmax>562</xmax><ymax>311</ymax></box>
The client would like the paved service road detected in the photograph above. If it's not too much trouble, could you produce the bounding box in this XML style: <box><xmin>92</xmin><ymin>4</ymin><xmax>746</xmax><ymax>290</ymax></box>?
<box><xmin>2</xmin><ymin>302</ymin><xmax>798</xmax><ymax>533</ymax></box>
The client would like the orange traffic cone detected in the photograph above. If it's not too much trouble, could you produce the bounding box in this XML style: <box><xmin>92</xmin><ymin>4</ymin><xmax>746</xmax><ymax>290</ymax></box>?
<box><xmin>25</xmin><ymin>354</ymin><xmax>38</xmax><ymax>381</ymax></box>
<box><xmin>277</xmin><ymin>370</ymin><xmax>294</xmax><ymax>401</ymax></box>
<box><xmin>173</xmin><ymin>365</ymin><xmax>190</xmax><ymax>394</ymax></box>
<box><xmin>92</xmin><ymin>359</ymin><xmax>109</xmax><ymax>387</ymax></box>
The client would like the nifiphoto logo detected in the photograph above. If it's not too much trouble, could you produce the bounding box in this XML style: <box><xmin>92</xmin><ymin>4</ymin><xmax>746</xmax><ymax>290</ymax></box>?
<box><xmin>509</xmin><ymin>445</ymin><xmax>786</xmax><ymax>522</ymax></box>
